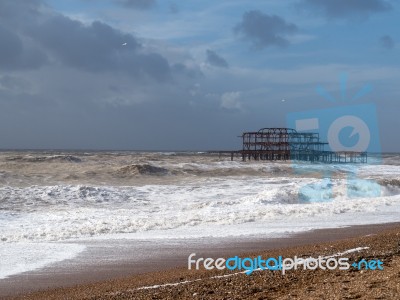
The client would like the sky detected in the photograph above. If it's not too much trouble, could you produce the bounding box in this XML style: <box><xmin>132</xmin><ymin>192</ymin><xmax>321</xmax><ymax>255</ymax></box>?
<box><xmin>0</xmin><ymin>0</ymin><xmax>399</xmax><ymax>151</ymax></box>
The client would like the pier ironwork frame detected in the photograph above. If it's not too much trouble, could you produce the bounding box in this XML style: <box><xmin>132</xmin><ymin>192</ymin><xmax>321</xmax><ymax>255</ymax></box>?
<box><xmin>239</xmin><ymin>128</ymin><xmax>367</xmax><ymax>163</ymax></box>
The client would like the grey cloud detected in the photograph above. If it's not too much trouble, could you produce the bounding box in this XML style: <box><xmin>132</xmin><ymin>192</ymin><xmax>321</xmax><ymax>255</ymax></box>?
<box><xmin>113</xmin><ymin>0</ymin><xmax>156</xmax><ymax>9</ymax></box>
<box><xmin>125</xmin><ymin>52</ymin><xmax>171</xmax><ymax>81</ymax></box>
<box><xmin>296</xmin><ymin>0</ymin><xmax>392</xmax><ymax>19</ymax></box>
<box><xmin>0</xmin><ymin>75</ymin><xmax>31</xmax><ymax>92</ymax></box>
<box><xmin>0</xmin><ymin>0</ymin><xmax>42</xmax><ymax>20</ymax></box>
<box><xmin>234</xmin><ymin>11</ymin><xmax>298</xmax><ymax>49</ymax></box>
<box><xmin>0</xmin><ymin>0</ymin><xmax>200</xmax><ymax>83</ymax></box>
<box><xmin>172</xmin><ymin>63</ymin><xmax>202</xmax><ymax>79</ymax></box>
<box><xmin>0</xmin><ymin>24</ymin><xmax>47</xmax><ymax>70</ymax></box>
<box><xmin>380</xmin><ymin>35</ymin><xmax>395</xmax><ymax>49</ymax></box>
<box><xmin>206</xmin><ymin>50</ymin><xmax>229</xmax><ymax>68</ymax></box>
<box><xmin>29</xmin><ymin>15</ymin><xmax>171</xmax><ymax>81</ymax></box>
<box><xmin>0</xmin><ymin>25</ymin><xmax>23</xmax><ymax>68</ymax></box>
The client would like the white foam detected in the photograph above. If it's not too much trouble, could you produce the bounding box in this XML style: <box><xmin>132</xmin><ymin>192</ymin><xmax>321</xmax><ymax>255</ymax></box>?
<box><xmin>0</xmin><ymin>243</ymin><xmax>85</xmax><ymax>279</ymax></box>
<box><xmin>358</xmin><ymin>164</ymin><xmax>400</xmax><ymax>177</ymax></box>
<box><xmin>0</xmin><ymin>176</ymin><xmax>399</xmax><ymax>242</ymax></box>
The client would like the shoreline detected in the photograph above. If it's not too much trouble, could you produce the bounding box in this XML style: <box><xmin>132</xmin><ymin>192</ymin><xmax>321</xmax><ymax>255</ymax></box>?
<box><xmin>3</xmin><ymin>222</ymin><xmax>400</xmax><ymax>299</ymax></box>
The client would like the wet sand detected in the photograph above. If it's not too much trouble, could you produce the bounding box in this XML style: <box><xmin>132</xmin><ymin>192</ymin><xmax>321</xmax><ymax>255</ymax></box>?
<box><xmin>4</xmin><ymin>222</ymin><xmax>400</xmax><ymax>299</ymax></box>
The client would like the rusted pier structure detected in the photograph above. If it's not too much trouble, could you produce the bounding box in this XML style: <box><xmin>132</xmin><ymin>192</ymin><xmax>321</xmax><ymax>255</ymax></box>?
<box><xmin>207</xmin><ymin>151</ymin><xmax>242</xmax><ymax>161</ymax></box>
<box><xmin>210</xmin><ymin>127</ymin><xmax>367</xmax><ymax>163</ymax></box>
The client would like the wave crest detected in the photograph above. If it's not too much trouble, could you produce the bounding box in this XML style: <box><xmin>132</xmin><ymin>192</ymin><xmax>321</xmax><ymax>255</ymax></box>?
<box><xmin>6</xmin><ymin>155</ymin><xmax>82</xmax><ymax>163</ymax></box>
<box><xmin>115</xmin><ymin>164</ymin><xmax>169</xmax><ymax>176</ymax></box>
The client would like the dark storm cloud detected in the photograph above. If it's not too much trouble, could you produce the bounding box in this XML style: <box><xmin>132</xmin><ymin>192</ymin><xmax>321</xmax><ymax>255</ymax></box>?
<box><xmin>380</xmin><ymin>35</ymin><xmax>395</xmax><ymax>49</ymax></box>
<box><xmin>29</xmin><ymin>15</ymin><xmax>171</xmax><ymax>81</ymax></box>
<box><xmin>206</xmin><ymin>50</ymin><xmax>229</xmax><ymax>68</ymax></box>
<box><xmin>0</xmin><ymin>0</ymin><xmax>42</xmax><ymax>21</ymax></box>
<box><xmin>30</xmin><ymin>16</ymin><xmax>140</xmax><ymax>71</ymax></box>
<box><xmin>0</xmin><ymin>24</ymin><xmax>47</xmax><ymax>70</ymax></box>
<box><xmin>0</xmin><ymin>0</ymin><xmax>48</xmax><ymax>70</ymax></box>
<box><xmin>296</xmin><ymin>0</ymin><xmax>392</xmax><ymax>19</ymax></box>
<box><xmin>113</xmin><ymin>0</ymin><xmax>156</xmax><ymax>9</ymax></box>
<box><xmin>0</xmin><ymin>0</ymin><xmax>202</xmax><ymax>142</ymax></box>
<box><xmin>0</xmin><ymin>0</ymin><xmax>177</xmax><ymax>81</ymax></box>
<box><xmin>234</xmin><ymin>11</ymin><xmax>298</xmax><ymax>49</ymax></box>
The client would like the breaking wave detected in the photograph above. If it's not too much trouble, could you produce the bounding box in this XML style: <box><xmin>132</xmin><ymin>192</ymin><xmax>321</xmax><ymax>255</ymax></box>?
<box><xmin>0</xmin><ymin>151</ymin><xmax>399</xmax><ymax>243</ymax></box>
<box><xmin>377</xmin><ymin>178</ymin><xmax>400</xmax><ymax>188</ymax></box>
<box><xmin>5</xmin><ymin>155</ymin><xmax>82</xmax><ymax>163</ymax></box>
<box><xmin>1</xmin><ymin>176</ymin><xmax>399</xmax><ymax>242</ymax></box>
<box><xmin>115</xmin><ymin>164</ymin><xmax>169</xmax><ymax>176</ymax></box>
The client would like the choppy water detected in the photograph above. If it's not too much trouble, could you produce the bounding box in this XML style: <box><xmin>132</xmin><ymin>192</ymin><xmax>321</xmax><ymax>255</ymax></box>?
<box><xmin>0</xmin><ymin>151</ymin><xmax>399</xmax><ymax>278</ymax></box>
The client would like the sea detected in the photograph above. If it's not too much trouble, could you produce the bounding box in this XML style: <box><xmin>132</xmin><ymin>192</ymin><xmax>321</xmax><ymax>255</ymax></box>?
<box><xmin>0</xmin><ymin>151</ymin><xmax>399</xmax><ymax>279</ymax></box>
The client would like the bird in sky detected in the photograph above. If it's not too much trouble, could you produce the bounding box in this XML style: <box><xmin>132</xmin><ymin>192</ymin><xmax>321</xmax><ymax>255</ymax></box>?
<box><xmin>122</xmin><ymin>42</ymin><xmax>127</xmax><ymax>46</ymax></box>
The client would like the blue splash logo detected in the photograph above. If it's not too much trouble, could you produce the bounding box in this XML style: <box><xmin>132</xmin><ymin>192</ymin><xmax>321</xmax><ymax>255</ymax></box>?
<box><xmin>287</xmin><ymin>73</ymin><xmax>381</xmax><ymax>155</ymax></box>
<box><xmin>286</xmin><ymin>73</ymin><xmax>382</xmax><ymax>201</ymax></box>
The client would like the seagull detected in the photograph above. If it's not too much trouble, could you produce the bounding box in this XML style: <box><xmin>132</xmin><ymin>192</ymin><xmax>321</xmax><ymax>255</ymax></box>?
<box><xmin>122</xmin><ymin>42</ymin><xmax>127</xmax><ymax>46</ymax></box>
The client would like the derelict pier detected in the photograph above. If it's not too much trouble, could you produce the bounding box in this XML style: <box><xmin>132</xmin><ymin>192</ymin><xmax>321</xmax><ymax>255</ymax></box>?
<box><xmin>211</xmin><ymin>127</ymin><xmax>367</xmax><ymax>163</ymax></box>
